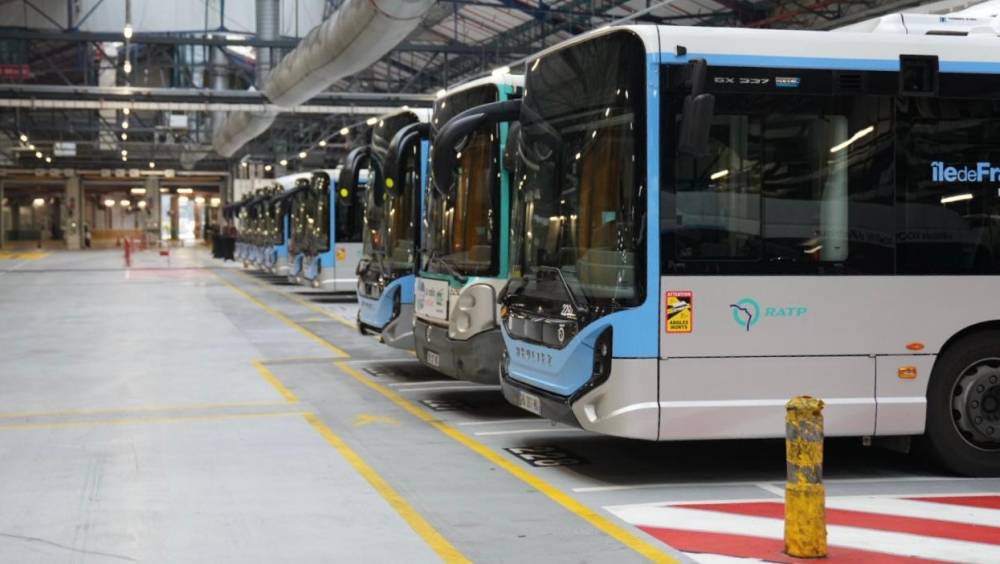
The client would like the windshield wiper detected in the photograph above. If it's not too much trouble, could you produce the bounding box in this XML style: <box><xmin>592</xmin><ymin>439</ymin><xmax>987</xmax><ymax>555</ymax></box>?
<box><xmin>534</xmin><ymin>265</ymin><xmax>586</xmax><ymax>316</ymax></box>
<box><xmin>422</xmin><ymin>248</ymin><xmax>468</xmax><ymax>283</ymax></box>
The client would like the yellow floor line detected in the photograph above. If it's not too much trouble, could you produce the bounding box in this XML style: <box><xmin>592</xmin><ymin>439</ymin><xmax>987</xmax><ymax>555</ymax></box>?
<box><xmin>220</xmin><ymin>266</ymin><xmax>675</xmax><ymax>562</ymax></box>
<box><xmin>0</xmin><ymin>410</ymin><xmax>307</xmax><ymax>431</ymax></box>
<box><xmin>0</xmin><ymin>399</ymin><xmax>290</xmax><ymax>420</ymax></box>
<box><xmin>212</xmin><ymin>270</ymin><xmax>349</xmax><ymax>358</ymax></box>
<box><xmin>334</xmin><ymin>361</ymin><xmax>676</xmax><ymax>563</ymax></box>
<box><xmin>238</xmin><ymin>270</ymin><xmax>358</xmax><ymax>329</ymax></box>
<box><xmin>253</xmin><ymin>359</ymin><xmax>300</xmax><ymax>403</ymax></box>
<box><xmin>304</xmin><ymin>413</ymin><xmax>470</xmax><ymax>563</ymax></box>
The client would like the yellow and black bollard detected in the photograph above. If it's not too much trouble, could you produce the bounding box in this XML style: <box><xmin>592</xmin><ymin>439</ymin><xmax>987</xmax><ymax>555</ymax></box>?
<box><xmin>784</xmin><ymin>396</ymin><xmax>827</xmax><ymax>558</ymax></box>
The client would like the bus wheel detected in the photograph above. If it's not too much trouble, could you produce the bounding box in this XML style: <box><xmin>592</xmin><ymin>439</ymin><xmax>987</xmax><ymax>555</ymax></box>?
<box><xmin>926</xmin><ymin>332</ymin><xmax>1000</xmax><ymax>477</ymax></box>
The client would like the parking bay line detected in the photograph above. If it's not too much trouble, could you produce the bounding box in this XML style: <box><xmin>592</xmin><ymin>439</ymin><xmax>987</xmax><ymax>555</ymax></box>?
<box><xmin>473</xmin><ymin>428</ymin><xmax>588</xmax><ymax>437</ymax></box>
<box><xmin>212</xmin><ymin>270</ymin><xmax>349</xmax><ymax>358</ymax></box>
<box><xmin>218</xmin><ymin>267</ymin><xmax>677</xmax><ymax>562</ymax></box>
<box><xmin>334</xmin><ymin>361</ymin><xmax>677</xmax><ymax>563</ymax></box>
<box><xmin>304</xmin><ymin>413</ymin><xmax>470</xmax><ymax>563</ymax></box>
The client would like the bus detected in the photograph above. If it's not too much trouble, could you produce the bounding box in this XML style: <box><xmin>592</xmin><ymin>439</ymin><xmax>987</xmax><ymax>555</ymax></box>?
<box><xmin>411</xmin><ymin>75</ymin><xmax>523</xmax><ymax>383</ymax></box>
<box><xmin>344</xmin><ymin>108</ymin><xmax>431</xmax><ymax>348</ymax></box>
<box><xmin>496</xmin><ymin>20</ymin><xmax>1000</xmax><ymax>476</ymax></box>
<box><xmin>299</xmin><ymin>170</ymin><xmax>365</xmax><ymax>292</ymax></box>
<box><xmin>272</xmin><ymin>176</ymin><xmax>312</xmax><ymax>279</ymax></box>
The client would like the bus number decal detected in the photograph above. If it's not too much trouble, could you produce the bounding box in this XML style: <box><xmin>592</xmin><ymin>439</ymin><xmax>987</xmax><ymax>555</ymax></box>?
<box><xmin>666</xmin><ymin>291</ymin><xmax>694</xmax><ymax>334</ymax></box>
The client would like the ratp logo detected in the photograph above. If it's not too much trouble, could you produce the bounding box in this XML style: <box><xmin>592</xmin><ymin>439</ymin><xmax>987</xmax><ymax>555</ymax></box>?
<box><xmin>730</xmin><ymin>298</ymin><xmax>808</xmax><ymax>332</ymax></box>
<box><xmin>730</xmin><ymin>298</ymin><xmax>760</xmax><ymax>332</ymax></box>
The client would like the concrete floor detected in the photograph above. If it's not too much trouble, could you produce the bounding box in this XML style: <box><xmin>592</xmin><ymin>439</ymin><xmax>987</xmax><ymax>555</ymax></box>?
<box><xmin>2</xmin><ymin>248</ymin><xmax>999</xmax><ymax>563</ymax></box>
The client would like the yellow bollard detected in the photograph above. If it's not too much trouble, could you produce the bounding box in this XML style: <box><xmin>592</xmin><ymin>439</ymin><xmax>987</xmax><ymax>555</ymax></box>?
<box><xmin>784</xmin><ymin>396</ymin><xmax>827</xmax><ymax>558</ymax></box>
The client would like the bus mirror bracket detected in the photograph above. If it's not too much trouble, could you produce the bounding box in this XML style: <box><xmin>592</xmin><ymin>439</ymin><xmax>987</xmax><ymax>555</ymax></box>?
<box><xmin>383</xmin><ymin>122</ymin><xmax>430</xmax><ymax>198</ymax></box>
<box><xmin>432</xmin><ymin>99</ymin><xmax>522</xmax><ymax>198</ymax></box>
<box><xmin>678</xmin><ymin>59</ymin><xmax>715</xmax><ymax>158</ymax></box>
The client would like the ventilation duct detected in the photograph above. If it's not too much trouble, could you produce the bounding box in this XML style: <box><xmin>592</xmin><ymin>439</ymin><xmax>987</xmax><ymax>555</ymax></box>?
<box><xmin>212</xmin><ymin>0</ymin><xmax>435</xmax><ymax>158</ymax></box>
<box><xmin>255</xmin><ymin>0</ymin><xmax>280</xmax><ymax>86</ymax></box>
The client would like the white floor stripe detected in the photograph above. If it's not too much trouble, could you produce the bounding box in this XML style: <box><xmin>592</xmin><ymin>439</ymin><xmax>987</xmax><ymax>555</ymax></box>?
<box><xmin>754</xmin><ymin>483</ymin><xmax>785</xmax><ymax>498</ymax></box>
<box><xmin>398</xmin><ymin>385</ymin><xmax>500</xmax><ymax>393</ymax></box>
<box><xmin>388</xmin><ymin>380</ymin><xmax>455</xmax><ymax>387</ymax></box>
<box><xmin>456</xmin><ymin>418</ymin><xmax>540</xmax><ymax>427</ymax></box>
<box><xmin>474</xmin><ymin>427</ymin><xmax>587</xmax><ymax>437</ymax></box>
<box><xmin>827</xmin><ymin>496</ymin><xmax>1000</xmax><ymax>528</ymax></box>
<box><xmin>606</xmin><ymin>505</ymin><xmax>1000</xmax><ymax>563</ymax></box>
<box><xmin>572</xmin><ymin>475</ymin><xmax>975</xmax><ymax>494</ymax></box>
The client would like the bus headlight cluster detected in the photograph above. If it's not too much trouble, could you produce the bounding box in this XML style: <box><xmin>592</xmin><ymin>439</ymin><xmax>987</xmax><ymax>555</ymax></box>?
<box><xmin>592</xmin><ymin>327</ymin><xmax>613</xmax><ymax>385</ymax></box>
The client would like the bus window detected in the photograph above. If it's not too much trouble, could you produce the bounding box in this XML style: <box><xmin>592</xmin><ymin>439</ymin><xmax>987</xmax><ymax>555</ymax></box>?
<box><xmin>896</xmin><ymin>98</ymin><xmax>1000</xmax><ymax>274</ymax></box>
<box><xmin>662</xmin><ymin>77</ymin><xmax>895</xmax><ymax>275</ymax></box>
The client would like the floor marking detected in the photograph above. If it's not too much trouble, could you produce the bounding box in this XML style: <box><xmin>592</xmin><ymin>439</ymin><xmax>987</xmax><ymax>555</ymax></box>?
<box><xmin>253</xmin><ymin>359</ymin><xmax>300</xmax><ymax>403</ymax></box>
<box><xmin>474</xmin><ymin>427</ymin><xmax>587</xmax><ymax>437</ymax></box>
<box><xmin>237</xmin><ymin>270</ymin><xmax>358</xmax><ymax>329</ymax></box>
<box><xmin>388</xmin><ymin>380</ymin><xmax>457</xmax><ymax>387</ymax></box>
<box><xmin>218</xmin><ymin>267</ymin><xmax>674</xmax><ymax>562</ymax></box>
<box><xmin>259</xmin><ymin>356</ymin><xmax>344</xmax><ymax>365</ymax></box>
<box><xmin>353</xmin><ymin>414</ymin><xmax>399</xmax><ymax>427</ymax></box>
<box><xmin>455</xmin><ymin>418</ymin><xmax>540</xmax><ymax>427</ymax></box>
<box><xmin>333</xmin><ymin>361</ymin><xmax>677</xmax><ymax>563</ymax></box>
<box><xmin>0</xmin><ymin>410</ymin><xmax>308</xmax><ymax>431</ymax></box>
<box><xmin>607</xmin><ymin>495</ymin><xmax>1000</xmax><ymax>563</ymax></box>
<box><xmin>0</xmin><ymin>399</ymin><xmax>291</xmax><ymax>421</ymax></box>
<box><xmin>212</xmin><ymin>270</ymin><xmax>349</xmax><ymax>358</ymax></box>
<box><xmin>571</xmin><ymin>475</ymin><xmax>967</xmax><ymax>494</ymax></box>
<box><xmin>303</xmin><ymin>413</ymin><xmax>470</xmax><ymax>563</ymax></box>
<box><xmin>754</xmin><ymin>483</ymin><xmax>785</xmax><ymax>497</ymax></box>
<box><xmin>397</xmin><ymin>385</ymin><xmax>498</xmax><ymax>393</ymax></box>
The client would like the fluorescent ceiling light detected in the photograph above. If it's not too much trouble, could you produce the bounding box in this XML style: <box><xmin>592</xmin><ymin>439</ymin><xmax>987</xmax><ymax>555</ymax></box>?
<box><xmin>830</xmin><ymin>125</ymin><xmax>875</xmax><ymax>153</ymax></box>
<box><xmin>941</xmin><ymin>193</ymin><xmax>973</xmax><ymax>204</ymax></box>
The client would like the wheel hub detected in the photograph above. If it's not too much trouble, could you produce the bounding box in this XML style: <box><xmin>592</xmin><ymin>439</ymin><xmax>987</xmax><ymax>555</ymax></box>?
<box><xmin>953</xmin><ymin>362</ymin><xmax>1000</xmax><ymax>447</ymax></box>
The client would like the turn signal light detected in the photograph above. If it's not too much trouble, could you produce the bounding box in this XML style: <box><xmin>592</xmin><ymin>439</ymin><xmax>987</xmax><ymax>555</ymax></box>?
<box><xmin>906</xmin><ymin>342</ymin><xmax>925</xmax><ymax>351</ymax></box>
<box><xmin>499</xmin><ymin>304</ymin><xmax>509</xmax><ymax>320</ymax></box>
<box><xmin>898</xmin><ymin>366</ymin><xmax>918</xmax><ymax>380</ymax></box>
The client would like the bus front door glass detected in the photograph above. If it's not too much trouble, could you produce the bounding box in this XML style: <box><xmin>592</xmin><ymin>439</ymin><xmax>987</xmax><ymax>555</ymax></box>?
<box><xmin>513</xmin><ymin>32</ymin><xmax>647</xmax><ymax>315</ymax></box>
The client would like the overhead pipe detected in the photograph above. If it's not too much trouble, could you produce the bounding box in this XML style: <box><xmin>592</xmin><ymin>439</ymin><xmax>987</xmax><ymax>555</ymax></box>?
<box><xmin>255</xmin><ymin>0</ymin><xmax>280</xmax><ymax>86</ymax></box>
<box><xmin>212</xmin><ymin>0</ymin><xmax>435</xmax><ymax>158</ymax></box>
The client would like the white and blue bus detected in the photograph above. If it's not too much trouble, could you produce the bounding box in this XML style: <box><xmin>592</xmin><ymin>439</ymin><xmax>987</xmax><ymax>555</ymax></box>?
<box><xmin>498</xmin><ymin>20</ymin><xmax>1000</xmax><ymax>476</ymax></box>
<box><xmin>299</xmin><ymin>169</ymin><xmax>365</xmax><ymax>292</ymax></box>
<box><xmin>346</xmin><ymin>108</ymin><xmax>432</xmax><ymax>348</ymax></box>
<box><xmin>411</xmin><ymin>75</ymin><xmax>523</xmax><ymax>383</ymax></box>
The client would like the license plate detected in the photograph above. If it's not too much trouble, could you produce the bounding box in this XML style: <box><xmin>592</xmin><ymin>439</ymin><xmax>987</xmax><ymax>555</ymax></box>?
<box><xmin>517</xmin><ymin>390</ymin><xmax>542</xmax><ymax>415</ymax></box>
<box><xmin>425</xmin><ymin>350</ymin><xmax>440</xmax><ymax>367</ymax></box>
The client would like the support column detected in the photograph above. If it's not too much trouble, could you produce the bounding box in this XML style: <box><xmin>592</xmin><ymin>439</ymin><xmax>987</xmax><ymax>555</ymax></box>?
<box><xmin>170</xmin><ymin>195</ymin><xmax>179</xmax><ymax>241</ymax></box>
<box><xmin>64</xmin><ymin>174</ymin><xmax>83</xmax><ymax>250</ymax></box>
<box><xmin>145</xmin><ymin>176</ymin><xmax>160</xmax><ymax>246</ymax></box>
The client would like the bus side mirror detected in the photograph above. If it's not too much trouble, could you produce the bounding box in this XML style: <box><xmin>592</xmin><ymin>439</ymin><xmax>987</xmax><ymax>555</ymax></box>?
<box><xmin>337</xmin><ymin>146</ymin><xmax>372</xmax><ymax>197</ymax></box>
<box><xmin>678</xmin><ymin>59</ymin><xmax>715</xmax><ymax>158</ymax></box>
<box><xmin>383</xmin><ymin>122</ymin><xmax>430</xmax><ymax>198</ymax></box>
<box><xmin>432</xmin><ymin>99</ymin><xmax>522</xmax><ymax>198</ymax></box>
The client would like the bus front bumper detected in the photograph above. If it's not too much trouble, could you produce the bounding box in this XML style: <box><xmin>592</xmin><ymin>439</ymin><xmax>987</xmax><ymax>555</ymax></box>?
<box><xmin>414</xmin><ymin>320</ymin><xmax>503</xmax><ymax>385</ymax></box>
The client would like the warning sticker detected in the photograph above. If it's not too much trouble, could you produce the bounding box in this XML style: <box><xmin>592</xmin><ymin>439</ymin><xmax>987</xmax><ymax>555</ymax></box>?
<box><xmin>666</xmin><ymin>290</ymin><xmax>693</xmax><ymax>333</ymax></box>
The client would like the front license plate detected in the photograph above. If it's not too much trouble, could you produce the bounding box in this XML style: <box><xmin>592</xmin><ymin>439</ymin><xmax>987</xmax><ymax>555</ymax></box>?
<box><xmin>426</xmin><ymin>350</ymin><xmax>440</xmax><ymax>367</ymax></box>
<box><xmin>518</xmin><ymin>390</ymin><xmax>542</xmax><ymax>415</ymax></box>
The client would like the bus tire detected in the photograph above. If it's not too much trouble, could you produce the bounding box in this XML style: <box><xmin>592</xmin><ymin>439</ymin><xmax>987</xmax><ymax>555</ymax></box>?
<box><xmin>926</xmin><ymin>331</ymin><xmax>1000</xmax><ymax>477</ymax></box>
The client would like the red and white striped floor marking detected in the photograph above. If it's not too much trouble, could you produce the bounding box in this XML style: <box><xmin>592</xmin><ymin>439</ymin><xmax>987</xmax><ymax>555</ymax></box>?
<box><xmin>606</xmin><ymin>494</ymin><xmax>1000</xmax><ymax>563</ymax></box>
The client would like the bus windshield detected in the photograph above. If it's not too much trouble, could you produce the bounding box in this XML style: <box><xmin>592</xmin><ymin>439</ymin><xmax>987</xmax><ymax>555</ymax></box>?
<box><xmin>513</xmin><ymin>31</ymin><xmax>647</xmax><ymax>308</ymax></box>
<box><xmin>371</xmin><ymin>112</ymin><xmax>421</xmax><ymax>276</ymax></box>
<box><xmin>425</xmin><ymin>84</ymin><xmax>501</xmax><ymax>278</ymax></box>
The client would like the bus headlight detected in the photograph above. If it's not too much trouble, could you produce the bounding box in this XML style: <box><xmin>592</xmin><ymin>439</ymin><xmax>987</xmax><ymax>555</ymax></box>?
<box><xmin>592</xmin><ymin>327</ymin><xmax>613</xmax><ymax>386</ymax></box>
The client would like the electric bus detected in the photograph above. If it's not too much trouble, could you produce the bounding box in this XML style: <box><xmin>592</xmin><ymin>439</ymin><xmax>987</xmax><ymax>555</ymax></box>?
<box><xmin>497</xmin><ymin>19</ymin><xmax>1000</xmax><ymax>476</ymax></box>
<box><xmin>298</xmin><ymin>169</ymin><xmax>365</xmax><ymax>292</ymax></box>
<box><xmin>258</xmin><ymin>184</ymin><xmax>286</xmax><ymax>272</ymax></box>
<box><xmin>409</xmin><ymin>75</ymin><xmax>523</xmax><ymax>383</ymax></box>
<box><xmin>342</xmin><ymin>108</ymin><xmax>431</xmax><ymax>348</ymax></box>
<box><xmin>270</xmin><ymin>176</ymin><xmax>311</xmax><ymax>277</ymax></box>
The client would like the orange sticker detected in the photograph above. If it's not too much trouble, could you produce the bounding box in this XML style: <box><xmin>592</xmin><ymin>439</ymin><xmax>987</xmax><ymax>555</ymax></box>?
<box><xmin>666</xmin><ymin>291</ymin><xmax>693</xmax><ymax>334</ymax></box>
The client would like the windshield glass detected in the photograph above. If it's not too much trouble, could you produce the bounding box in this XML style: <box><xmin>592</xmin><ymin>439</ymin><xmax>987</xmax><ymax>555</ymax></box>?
<box><xmin>289</xmin><ymin>182</ymin><xmax>309</xmax><ymax>254</ymax></box>
<box><xmin>512</xmin><ymin>31</ymin><xmax>647</xmax><ymax>308</ymax></box>
<box><xmin>310</xmin><ymin>173</ymin><xmax>331</xmax><ymax>252</ymax></box>
<box><xmin>425</xmin><ymin>84</ymin><xmax>501</xmax><ymax>277</ymax></box>
<box><xmin>371</xmin><ymin>111</ymin><xmax>421</xmax><ymax>275</ymax></box>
